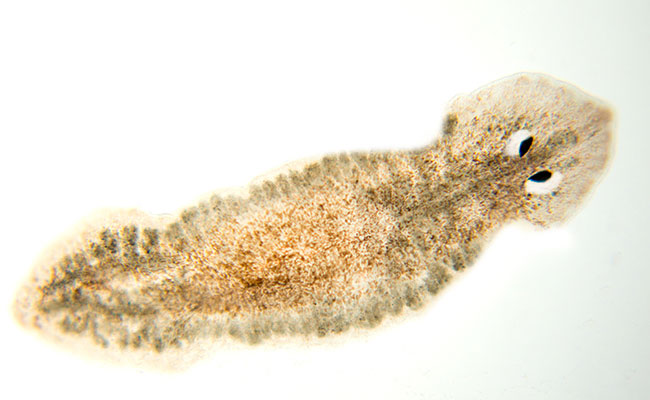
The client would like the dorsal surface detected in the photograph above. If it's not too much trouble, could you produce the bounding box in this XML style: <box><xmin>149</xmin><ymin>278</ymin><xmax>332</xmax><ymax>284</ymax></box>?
<box><xmin>13</xmin><ymin>73</ymin><xmax>614</xmax><ymax>365</ymax></box>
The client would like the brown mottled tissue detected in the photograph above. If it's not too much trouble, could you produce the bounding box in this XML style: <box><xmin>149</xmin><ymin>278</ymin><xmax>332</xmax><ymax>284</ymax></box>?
<box><xmin>13</xmin><ymin>73</ymin><xmax>614</xmax><ymax>368</ymax></box>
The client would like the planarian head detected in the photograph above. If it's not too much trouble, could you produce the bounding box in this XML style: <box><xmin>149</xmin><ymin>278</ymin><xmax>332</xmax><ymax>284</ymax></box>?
<box><xmin>438</xmin><ymin>73</ymin><xmax>614</xmax><ymax>227</ymax></box>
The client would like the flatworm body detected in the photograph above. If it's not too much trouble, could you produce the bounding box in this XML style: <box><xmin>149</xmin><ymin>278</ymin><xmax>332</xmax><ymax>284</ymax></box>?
<box><xmin>13</xmin><ymin>73</ymin><xmax>614</xmax><ymax>365</ymax></box>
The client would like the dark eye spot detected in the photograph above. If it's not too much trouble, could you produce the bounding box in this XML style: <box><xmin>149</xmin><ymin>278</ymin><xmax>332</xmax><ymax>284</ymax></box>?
<box><xmin>519</xmin><ymin>137</ymin><xmax>533</xmax><ymax>157</ymax></box>
<box><xmin>528</xmin><ymin>170</ymin><xmax>552</xmax><ymax>182</ymax></box>
<box><xmin>504</xmin><ymin>129</ymin><xmax>533</xmax><ymax>157</ymax></box>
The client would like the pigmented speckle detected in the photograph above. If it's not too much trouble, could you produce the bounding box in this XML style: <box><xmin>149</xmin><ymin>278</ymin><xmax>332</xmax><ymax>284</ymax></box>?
<box><xmin>13</xmin><ymin>73</ymin><xmax>614</xmax><ymax>364</ymax></box>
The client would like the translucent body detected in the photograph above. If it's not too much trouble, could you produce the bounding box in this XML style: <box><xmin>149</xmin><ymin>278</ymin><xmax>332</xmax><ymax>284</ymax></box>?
<box><xmin>13</xmin><ymin>73</ymin><xmax>614</xmax><ymax>364</ymax></box>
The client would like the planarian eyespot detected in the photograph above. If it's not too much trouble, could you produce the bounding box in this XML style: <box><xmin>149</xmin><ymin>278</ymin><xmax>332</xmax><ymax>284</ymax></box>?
<box><xmin>525</xmin><ymin>170</ymin><xmax>563</xmax><ymax>194</ymax></box>
<box><xmin>519</xmin><ymin>136</ymin><xmax>533</xmax><ymax>157</ymax></box>
<box><xmin>528</xmin><ymin>170</ymin><xmax>552</xmax><ymax>182</ymax></box>
<box><xmin>504</xmin><ymin>129</ymin><xmax>534</xmax><ymax>157</ymax></box>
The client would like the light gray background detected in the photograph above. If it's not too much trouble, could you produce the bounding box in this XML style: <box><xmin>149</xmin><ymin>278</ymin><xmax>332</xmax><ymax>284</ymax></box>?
<box><xmin>1</xmin><ymin>1</ymin><xmax>648</xmax><ymax>399</ymax></box>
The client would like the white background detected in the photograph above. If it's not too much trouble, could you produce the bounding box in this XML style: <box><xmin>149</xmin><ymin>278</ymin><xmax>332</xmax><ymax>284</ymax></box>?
<box><xmin>1</xmin><ymin>1</ymin><xmax>649</xmax><ymax>398</ymax></box>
